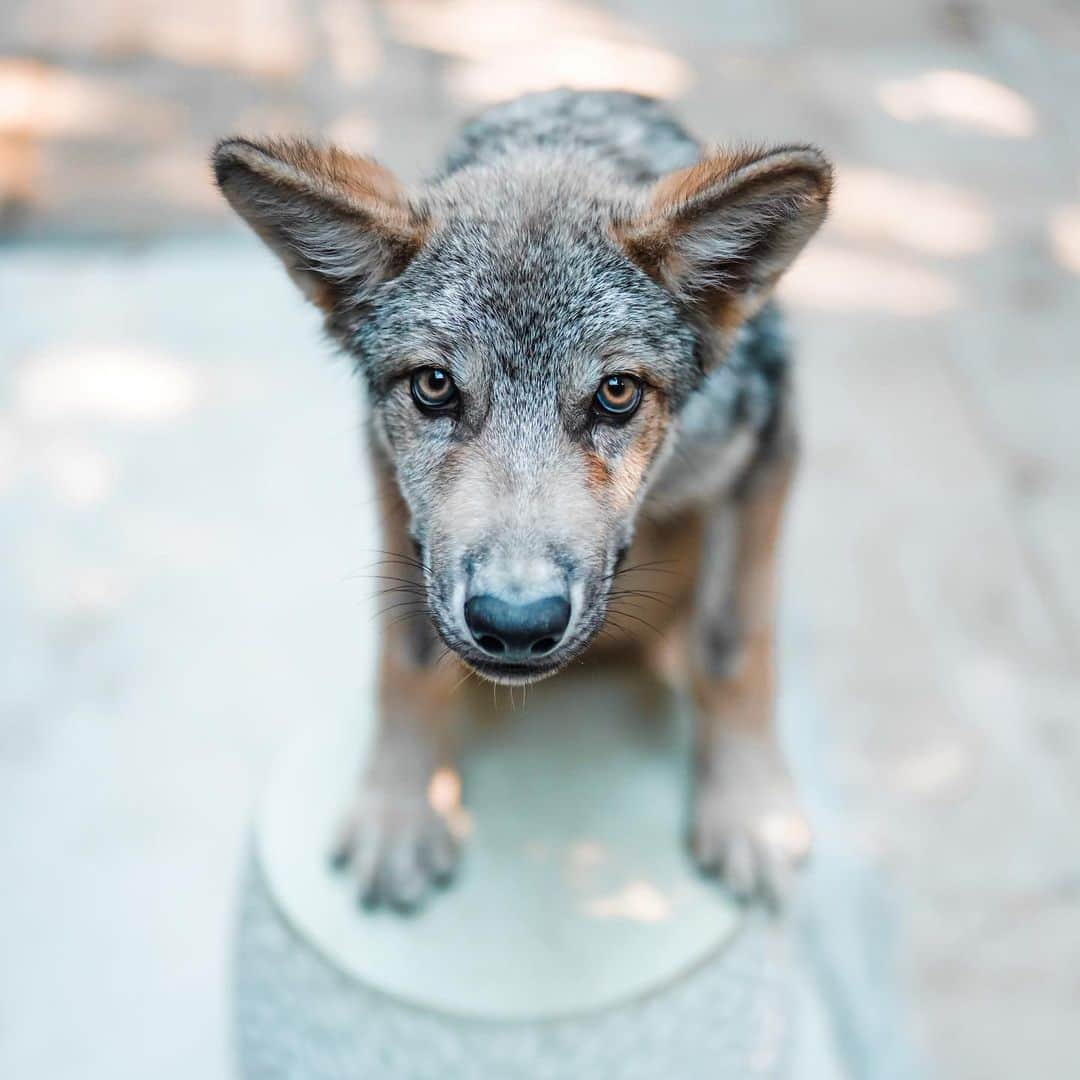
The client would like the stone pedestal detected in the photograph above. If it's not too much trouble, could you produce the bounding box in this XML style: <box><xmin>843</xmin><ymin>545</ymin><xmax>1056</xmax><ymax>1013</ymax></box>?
<box><xmin>234</xmin><ymin>670</ymin><xmax>795</xmax><ymax>1078</ymax></box>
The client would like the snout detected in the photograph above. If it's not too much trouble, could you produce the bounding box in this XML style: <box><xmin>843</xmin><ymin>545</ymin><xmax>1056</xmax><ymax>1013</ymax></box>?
<box><xmin>424</xmin><ymin>542</ymin><xmax>609</xmax><ymax>683</ymax></box>
<box><xmin>436</xmin><ymin>550</ymin><xmax>588</xmax><ymax>681</ymax></box>
<box><xmin>464</xmin><ymin>594</ymin><xmax>571</xmax><ymax>660</ymax></box>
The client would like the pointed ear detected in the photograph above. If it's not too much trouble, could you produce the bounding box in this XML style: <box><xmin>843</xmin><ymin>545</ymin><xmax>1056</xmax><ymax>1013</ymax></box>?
<box><xmin>617</xmin><ymin>145</ymin><xmax>832</xmax><ymax>338</ymax></box>
<box><xmin>212</xmin><ymin>137</ymin><xmax>427</xmax><ymax>314</ymax></box>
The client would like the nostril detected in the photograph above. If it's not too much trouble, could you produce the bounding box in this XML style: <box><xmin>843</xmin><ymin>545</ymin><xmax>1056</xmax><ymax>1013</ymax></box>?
<box><xmin>477</xmin><ymin>634</ymin><xmax>506</xmax><ymax>655</ymax></box>
<box><xmin>465</xmin><ymin>593</ymin><xmax>571</xmax><ymax>661</ymax></box>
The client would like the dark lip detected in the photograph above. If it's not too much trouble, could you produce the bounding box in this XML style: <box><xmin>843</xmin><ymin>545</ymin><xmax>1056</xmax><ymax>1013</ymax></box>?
<box><xmin>463</xmin><ymin>655</ymin><xmax>567</xmax><ymax>685</ymax></box>
<box><xmin>427</xmin><ymin>622</ymin><xmax>575</xmax><ymax>685</ymax></box>
<box><xmin>447</xmin><ymin>630</ymin><xmax>601</xmax><ymax>685</ymax></box>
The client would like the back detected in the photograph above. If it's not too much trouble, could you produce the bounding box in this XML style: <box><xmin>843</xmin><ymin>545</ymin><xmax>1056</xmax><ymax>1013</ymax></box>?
<box><xmin>440</xmin><ymin>89</ymin><xmax>701</xmax><ymax>182</ymax></box>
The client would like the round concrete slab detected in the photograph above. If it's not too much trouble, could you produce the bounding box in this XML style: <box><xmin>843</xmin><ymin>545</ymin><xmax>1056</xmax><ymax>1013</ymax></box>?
<box><xmin>254</xmin><ymin>669</ymin><xmax>743</xmax><ymax>1020</ymax></box>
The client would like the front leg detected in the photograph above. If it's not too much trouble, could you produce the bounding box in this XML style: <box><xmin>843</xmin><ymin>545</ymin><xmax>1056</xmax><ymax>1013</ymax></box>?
<box><xmin>331</xmin><ymin>635</ymin><xmax>462</xmax><ymax>910</ymax></box>
<box><xmin>689</xmin><ymin>455</ymin><xmax>811</xmax><ymax>905</ymax></box>
<box><xmin>331</xmin><ymin>464</ymin><xmax>463</xmax><ymax>910</ymax></box>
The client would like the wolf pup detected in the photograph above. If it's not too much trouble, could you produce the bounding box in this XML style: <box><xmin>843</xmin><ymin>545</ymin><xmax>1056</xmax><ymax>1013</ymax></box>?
<box><xmin>214</xmin><ymin>89</ymin><xmax>831</xmax><ymax>910</ymax></box>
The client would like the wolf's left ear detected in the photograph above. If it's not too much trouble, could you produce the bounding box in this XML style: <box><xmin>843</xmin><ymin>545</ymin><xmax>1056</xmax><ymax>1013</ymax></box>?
<box><xmin>617</xmin><ymin>145</ymin><xmax>832</xmax><ymax>334</ymax></box>
<box><xmin>212</xmin><ymin>137</ymin><xmax>426</xmax><ymax>313</ymax></box>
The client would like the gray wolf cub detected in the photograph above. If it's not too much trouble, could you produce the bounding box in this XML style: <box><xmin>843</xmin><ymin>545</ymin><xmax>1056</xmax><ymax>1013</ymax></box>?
<box><xmin>214</xmin><ymin>89</ymin><xmax>831</xmax><ymax>910</ymax></box>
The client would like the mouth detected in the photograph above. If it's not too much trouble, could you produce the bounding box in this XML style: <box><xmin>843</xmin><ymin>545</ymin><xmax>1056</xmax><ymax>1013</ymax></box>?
<box><xmin>433</xmin><ymin>619</ymin><xmax>600</xmax><ymax>686</ymax></box>
<box><xmin>462</xmin><ymin>654</ymin><xmax>569</xmax><ymax>685</ymax></box>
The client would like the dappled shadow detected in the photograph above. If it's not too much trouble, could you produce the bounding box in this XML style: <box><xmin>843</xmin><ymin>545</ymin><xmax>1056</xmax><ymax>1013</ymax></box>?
<box><xmin>877</xmin><ymin>68</ymin><xmax>1037</xmax><ymax>138</ymax></box>
<box><xmin>3</xmin><ymin>6</ymin><xmax>1080</xmax><ymax>1079</ymax></box>
<box><xmin>382</xmin><ymin>0</ymin><xmax>691</xmax><ymax>102</ymax></box>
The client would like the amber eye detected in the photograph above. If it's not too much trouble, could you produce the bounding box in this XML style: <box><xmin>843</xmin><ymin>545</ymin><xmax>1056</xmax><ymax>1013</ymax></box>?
<box><xmin>410</xmin><ymin>368</ymin><xmax>458</xmax><ymax>413</ymax></box>
<box><xmin>593</xmin><ymin>374</ymin><xmax>643</xmax><ymax>420</ymax></box>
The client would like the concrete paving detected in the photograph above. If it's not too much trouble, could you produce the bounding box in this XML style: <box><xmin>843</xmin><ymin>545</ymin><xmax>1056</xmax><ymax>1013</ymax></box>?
<box><xmin>2</xmin><ymin>2</ymin><xmax>1079</xmax><ymax>1077</ymax></box>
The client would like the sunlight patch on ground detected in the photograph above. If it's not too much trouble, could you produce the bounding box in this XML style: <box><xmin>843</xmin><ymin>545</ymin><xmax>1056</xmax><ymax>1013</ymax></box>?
<box><xmin>16</xmin><ymin>0</ymin><xmax>311</xmax><ymax>78</ymax></box>
<box><xmin>0</xmin><ymin>58</ymin><xmax>178</xmax><ymax>140</ymax></box>
<box><xmin>831</xmin><ymin>167</ymin><xmax>994</xmax><ymax>257</ymax></box>
<box><xmin>428</xmin><ymin>767</ymin><xmax>474</xmax><ymax>839</ymax></box>
<box><xmin>65</xmin><ymin>567</ymin><xmax>126</xmax><ymax>616</ymax></box>
<box><xmin>385</xmin><ymin>0</ymin><xmax>630</xmax><ymax>58</ymax></box>
<box><xmin>15</xmin><ymin>345</ymin><xmax>199</xmax><ymax>424</ymax></box>
<box><xmin>890</xmin><ymin>744</ymin><xmax>973</xmax><ymax>799</ymax></box>
<box><xmin>780</xmin><ymin>245</ymin><xmax>960</xmax><ymax>315</ymax></box>
<box><xmin>0</xmin><ymin>136</ymin><xmax>38</xmax><ymax>204</ymax></box>
<box><xmin>39</xmin><ymin>441</ymin><xmax>115</xmax><ymax>506</ymax></box>
<box><xmin>568</xmin><ymin>841</ymin><xmax>606</xmax><ymax>870</ymax></box>
<box><xmin>383</xmin><ymin>0</ymin><xmax>691</xmax><ymax>102</ymax></box>
<box><xmin>134</xmin><ymin>0</ymin><xmax>310</xmax><ymax>77</ymax></box>
<box><xmin>585</xmin><ymin>880</ymin><xmax>671</xmax><ymax>923</ymax></box>
<box><xmin>319</xmin><ymin>0</ymin><xmax>381</xmax><ymax>86</ymax></box>
<box><xmin>452</xmin><ymin>38</ymin><xmax>690</xmax><ymax>103</ymax></box>
<box><xmin>759</xmin><ymin>812</ymin><xmax>813</xmax><ymax>860</ymax></box>
<box><xmin>28</xmin><ymin>562</ymin><xmax>127</xmax><ymax>620</ymax></box>
<box><xmin>877</xmin><ymin>69</ymin><xmax>1037</xmax><ymax>138</ymax></box>
<box><xmin>1049</xmin><ymin>205</ymin><xmax>1080</xmax><ymax>274</ymax></box>
<box><xmin>427</xmin><ymin>767</ymin><xmax>462</xmax><ymax>816</ymax></box>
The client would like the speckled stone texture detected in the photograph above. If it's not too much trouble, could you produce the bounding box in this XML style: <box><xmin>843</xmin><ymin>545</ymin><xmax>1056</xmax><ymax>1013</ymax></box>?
<box><xmin>234</xmin><ymin>857</ymin><xmax>794</xmax><ymax>1080</ymax></box>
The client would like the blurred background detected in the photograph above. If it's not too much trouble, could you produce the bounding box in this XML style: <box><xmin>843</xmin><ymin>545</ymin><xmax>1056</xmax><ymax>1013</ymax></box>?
<box><xmin>2</xmin><ymin>1</ymin><xmax>1078</xmax><ymax>1077</ymax></box>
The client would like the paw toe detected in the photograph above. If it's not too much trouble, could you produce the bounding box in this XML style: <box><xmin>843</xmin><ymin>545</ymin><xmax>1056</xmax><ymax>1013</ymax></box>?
<box><xmin>692</xmin><ymin>799</ymin><xmax>811</xmax><ymax>907</ymax></box>
<box><xmin>423</xmin><ymin>825</ymin><xmax>459</xmax><ymax>885</ymax></box>
<box><xmin>384</xmin><ymin>838</ymin><xmax>429</xmax><ymax>911</ymax></box>
<box><xmin>718</xmin><ymin>831</ymin><xmax>759</xmax><ymax>900</ymax></box>
<box><xmin>352</xmin><ymin>832</ymin><xmax>385</xmax><ymax>906</ymax></box>
<box><xmin>332</xmin><ymin>795</ymin><xmax>461</xmax><ymax>911</ymax></box>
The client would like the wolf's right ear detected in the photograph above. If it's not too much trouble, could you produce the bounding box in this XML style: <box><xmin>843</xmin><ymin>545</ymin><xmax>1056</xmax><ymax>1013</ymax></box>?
<box><xmin>212</xmin><ymin>137</ymin><xmax>426</xmax><ymax>313</ymax></box>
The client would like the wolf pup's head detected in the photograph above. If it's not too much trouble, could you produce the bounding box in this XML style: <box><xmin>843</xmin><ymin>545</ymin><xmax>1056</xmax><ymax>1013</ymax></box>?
<box><xmin>213</xmin><ymin>135</ymin><xmax>830</xmax><ymax>683</ymax></box>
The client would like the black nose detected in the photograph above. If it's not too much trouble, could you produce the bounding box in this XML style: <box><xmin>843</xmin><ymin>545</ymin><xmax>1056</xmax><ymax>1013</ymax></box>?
<box><xmin>464</xmin><ymin>594</ymin><xmax>571</xmax><ymax>660</ymax></box>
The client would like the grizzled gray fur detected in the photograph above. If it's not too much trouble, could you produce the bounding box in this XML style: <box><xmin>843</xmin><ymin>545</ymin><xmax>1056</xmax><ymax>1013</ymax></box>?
<box><xmin>213</xmin><ymin>89</ymin><xmax>832</xmax><ymax>910</ymax></box>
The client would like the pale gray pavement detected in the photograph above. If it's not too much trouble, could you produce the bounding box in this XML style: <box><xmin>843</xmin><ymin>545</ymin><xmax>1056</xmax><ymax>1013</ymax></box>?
<box><xmin>2</xmin><ymin>2</ymin><xmax>1079</xmax><ymax>1078</ymax></box>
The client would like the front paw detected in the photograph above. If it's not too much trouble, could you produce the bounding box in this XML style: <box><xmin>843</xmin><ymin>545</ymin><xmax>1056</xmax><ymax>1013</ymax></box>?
<box><xmin>330</xmin><ymin>771</ymin><xmax>461</xmax><ymax>911</ymax></box>
<box><xmin>690</xmin><ymin>734</ymin><xmax>811</xmax><ymax>907</ymax></box>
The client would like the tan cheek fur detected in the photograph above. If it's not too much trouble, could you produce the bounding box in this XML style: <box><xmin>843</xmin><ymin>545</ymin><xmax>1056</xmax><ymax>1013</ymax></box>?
<box><xmin>583</xmin><ymin>452</ymin><xmax>612</xmax><ymax>493</ymax></box>
<box><xmin>604</xmin><ymin>403</ymin><xmax>669</xmax><ymax>511</ymax></box>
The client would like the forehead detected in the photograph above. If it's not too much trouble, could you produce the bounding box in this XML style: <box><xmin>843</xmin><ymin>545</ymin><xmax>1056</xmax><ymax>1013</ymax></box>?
<box><xmin>360</xmin><ymin>186</ymin><xmax>695</xmax><ymax>390</ymax></box>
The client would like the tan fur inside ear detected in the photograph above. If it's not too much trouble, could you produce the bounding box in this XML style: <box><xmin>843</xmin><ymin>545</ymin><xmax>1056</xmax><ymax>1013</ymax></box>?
<box><xmin>616</xmin><ymin>146</ymin><xmax>832</xmax><ymax>343</ymax></box>
<box><xmin>618</xmin><ymin>148</ymin><xmax>768</xmax><ymax>275</ymax></box>
<box><xmin>213</xmin><ymin>138</ymin><xmax>427</xmax><ymax>312</ymax></box>
<box><xmin>218</xmin><ymin>140</ymin><xmax>415</xmax><ymax>230</ymax></box>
